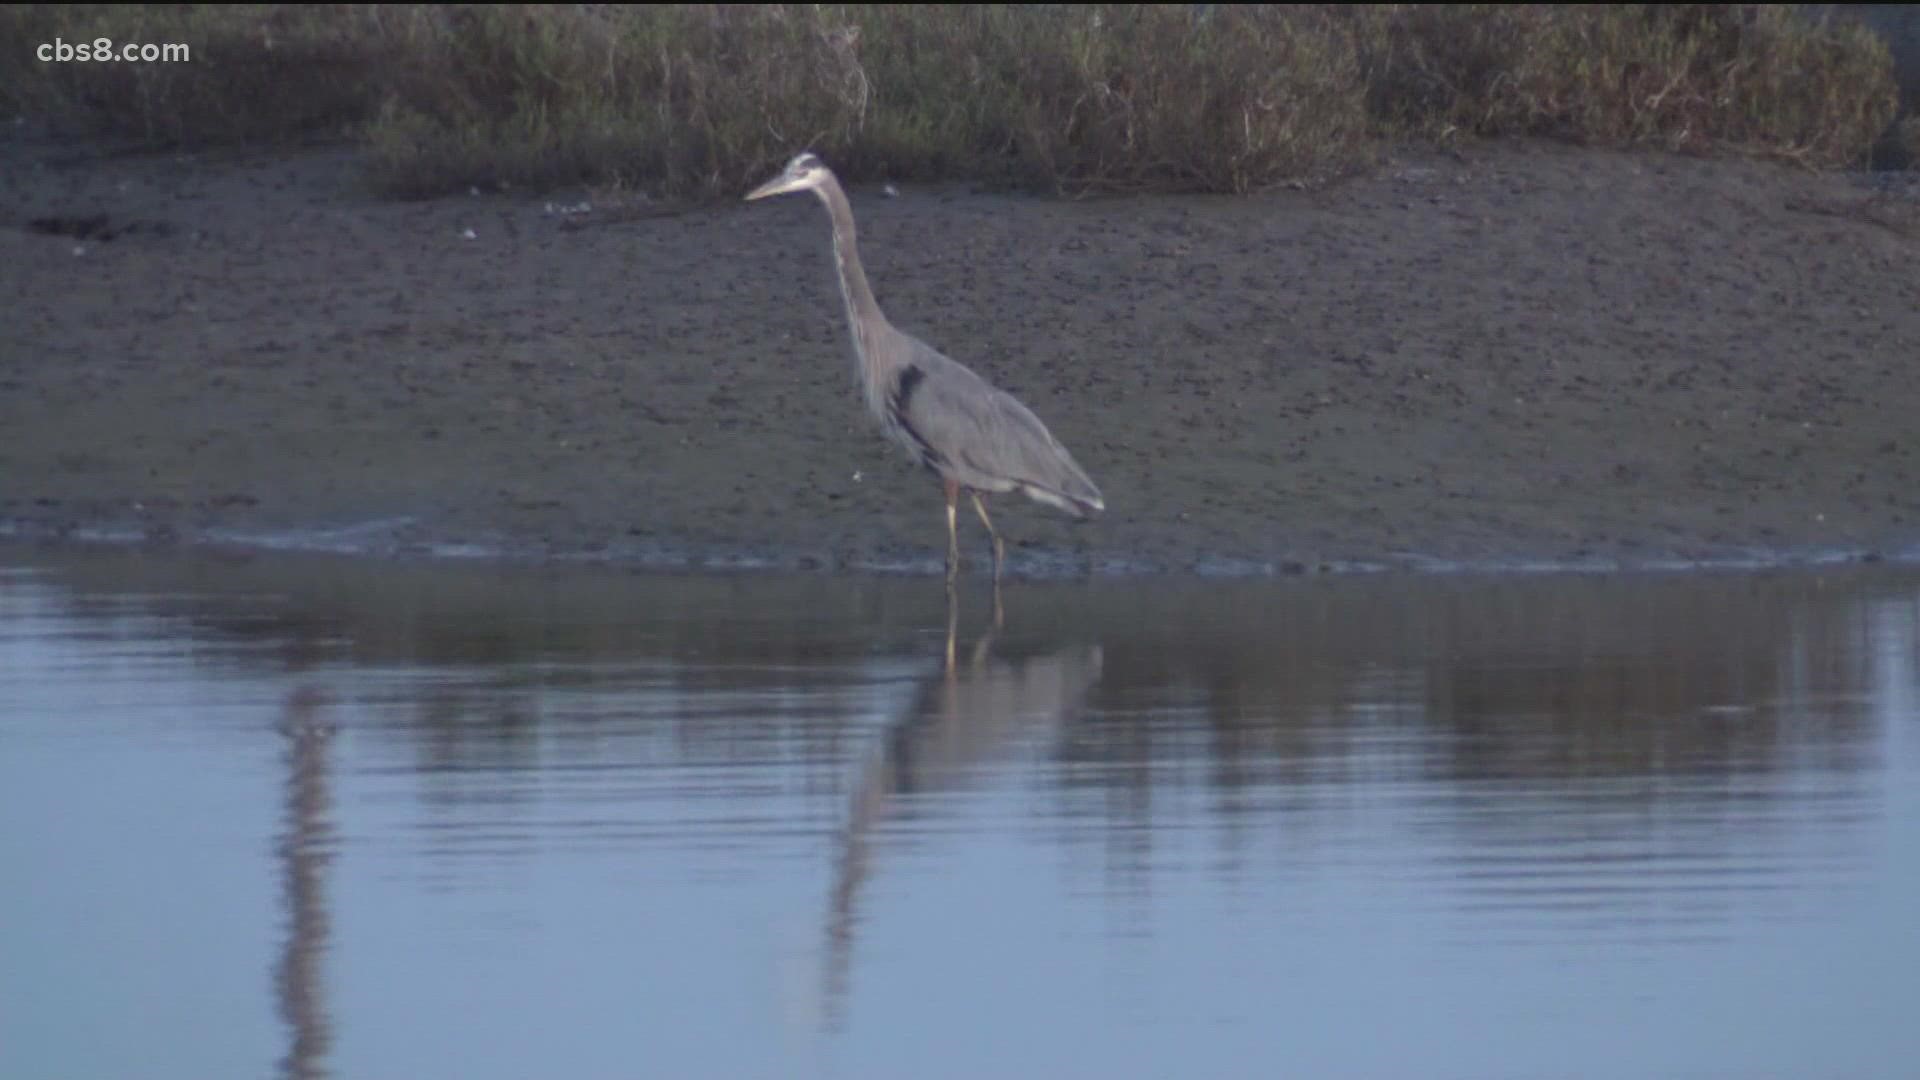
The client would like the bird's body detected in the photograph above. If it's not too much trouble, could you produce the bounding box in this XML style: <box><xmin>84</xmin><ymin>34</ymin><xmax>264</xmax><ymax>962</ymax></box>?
<box><xmin>747</xmin><ymin>153</ymin><xmax>1103</xmax><ymax>583</ymax></box>
<box><xmin>873</xmin><ymin>328</ymin><xmax>1102</xmax><ymax>518</ymax></box>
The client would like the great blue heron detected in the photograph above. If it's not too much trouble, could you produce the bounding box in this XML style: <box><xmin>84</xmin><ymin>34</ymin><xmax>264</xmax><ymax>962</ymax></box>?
<box><xmin>745</xmin><ymin>153</ymin><xmax>1104</xmax><ymax>585</ymax></box>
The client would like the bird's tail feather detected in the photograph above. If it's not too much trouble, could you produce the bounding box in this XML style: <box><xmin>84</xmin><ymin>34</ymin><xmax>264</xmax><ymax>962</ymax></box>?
<box><xmin>1019</xmin><ymin>482</ymin><xmax>1104</xmax><ymax>518</ymax></box>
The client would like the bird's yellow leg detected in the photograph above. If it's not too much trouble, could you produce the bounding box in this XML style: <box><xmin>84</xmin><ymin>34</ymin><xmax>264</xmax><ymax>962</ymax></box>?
<box><xmin>969</xmin><ymin>493</ymin><xmax>1006</xmax><ymax>585</ymax></box>
<box><xmin>943</xmin><ymin>478</ymin><xmax>961</xmax><ymax>589</ymax></box>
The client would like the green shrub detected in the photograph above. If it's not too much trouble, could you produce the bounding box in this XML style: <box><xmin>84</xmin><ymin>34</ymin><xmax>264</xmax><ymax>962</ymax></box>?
<box><xmin>0</xmin><ymin>4</ymin><xmax>1900</xmax><ymax>198</ymax></box>
<box><xmin>1349</xmin><ymin>5</ymin><xmax>1897</xmax><ymax>165</ymax></box>
<box><xmin>0</xmin><ymin>5</ymin><xmax>394</xmax><ymax>143</ymax></box>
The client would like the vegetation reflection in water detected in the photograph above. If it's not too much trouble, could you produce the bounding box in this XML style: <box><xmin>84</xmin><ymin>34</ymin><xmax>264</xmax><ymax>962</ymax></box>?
<box><xmin>1</xmin><ymin>549</ymin><xmax>1915</xmax><ymax>1080</ymax></box>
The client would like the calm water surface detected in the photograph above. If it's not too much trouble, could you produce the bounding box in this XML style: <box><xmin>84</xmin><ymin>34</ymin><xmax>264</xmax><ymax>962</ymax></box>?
<box><xmin>2</xmin><ymin>550</ymin><xmax>1918</xmax><ymax>1080</ymax></box>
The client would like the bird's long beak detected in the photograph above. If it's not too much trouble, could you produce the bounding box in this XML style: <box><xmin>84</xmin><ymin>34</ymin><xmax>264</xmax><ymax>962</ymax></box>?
<box><xmin>745</xmin><ymin>174</ymin><xmax>801</xmax><ymax>201</ymax></box>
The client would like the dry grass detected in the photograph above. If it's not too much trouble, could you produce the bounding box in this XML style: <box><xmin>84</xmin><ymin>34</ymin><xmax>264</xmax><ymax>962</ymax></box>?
<box><xmin>360</xmin><ymin>5</ymin><xmax>1372</xmax><ymax>197</ymax></box>
<box><xmin>0</xmin><ymin>5</ymin><xmax>393</xmax><ymax>143</ymax></box>
<box><xmin>1349</xmin><ymin>5</ymin><xmax>1898</xmax><ymax>166</ymax></box>
<box><xmin>0</xmin><ymin>5</ymin><xmax>1900</xmax><ymax>199</ymax></box>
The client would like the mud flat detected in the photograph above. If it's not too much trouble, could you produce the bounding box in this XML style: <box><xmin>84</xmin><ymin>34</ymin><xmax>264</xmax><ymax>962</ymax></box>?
<box><xmin>4</xmin><ymin>133</ymin><xmax>1918</xmax><ymax>576</ymax></box>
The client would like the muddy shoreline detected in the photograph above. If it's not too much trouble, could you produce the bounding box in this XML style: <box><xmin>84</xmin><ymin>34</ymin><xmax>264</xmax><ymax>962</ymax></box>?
<box><xmin>4</xmin><ymin>133</ymin><xmax>1919</xmax><ymax>578</ymax></box>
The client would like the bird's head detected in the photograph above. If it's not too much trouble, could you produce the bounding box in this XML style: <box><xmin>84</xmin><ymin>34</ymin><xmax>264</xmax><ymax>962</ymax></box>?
<box><xmin>745</xmin><ymin>152</ymin><xmax>831</xmax><ymax>201</ymax></box>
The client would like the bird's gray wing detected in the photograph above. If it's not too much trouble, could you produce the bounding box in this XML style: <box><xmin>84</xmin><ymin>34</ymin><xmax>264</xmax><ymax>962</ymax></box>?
<box><xmin>895</xmin><ymin>343</ymin><xmax>1103</xmax><ymax>513</ymax></box>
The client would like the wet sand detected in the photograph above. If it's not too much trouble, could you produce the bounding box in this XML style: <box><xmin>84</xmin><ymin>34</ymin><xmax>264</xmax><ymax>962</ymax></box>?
<box><xmin>3</xmin><ymin>132</ymin><xmax>1919</xmax><ymax>576</ymax></box>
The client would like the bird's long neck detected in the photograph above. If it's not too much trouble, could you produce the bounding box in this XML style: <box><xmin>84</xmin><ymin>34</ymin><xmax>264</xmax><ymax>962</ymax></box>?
<box><xmin>813</xmin><ymin>175</ymin><xmax>887</xmax><ymax>339</ymax></box>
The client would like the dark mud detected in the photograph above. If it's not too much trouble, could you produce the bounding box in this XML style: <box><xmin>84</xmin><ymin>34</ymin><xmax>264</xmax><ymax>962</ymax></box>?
<box><xmin>4</xmin><ymin>133</ymin><xmax>1919</xmax><ymax>577</ymax></box>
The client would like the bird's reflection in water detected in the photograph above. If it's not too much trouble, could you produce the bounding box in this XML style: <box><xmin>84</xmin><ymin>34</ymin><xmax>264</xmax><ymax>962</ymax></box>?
<box><xmin>824</xmin><ymin>593</ymin><xmax>1103</xmax><ymax>1024</ymax></box>
<box><xmin>275</xmin><ymin>687</ymin><xmax>337</xmax><ymax>1080</ymax></box>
